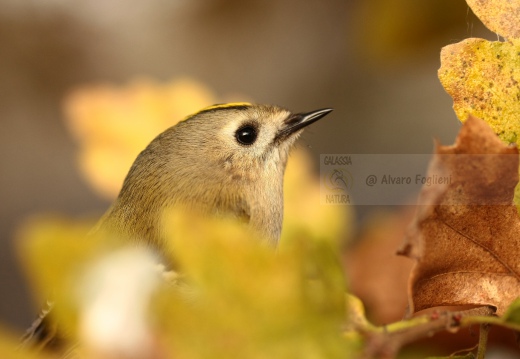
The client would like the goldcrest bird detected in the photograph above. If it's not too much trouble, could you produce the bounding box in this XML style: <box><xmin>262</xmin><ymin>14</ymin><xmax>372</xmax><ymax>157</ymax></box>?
<box><xmin>95</xmin><ymin>103</ymin><xmax>332</xmax><ymax>248</ymax></box>
<box><xmin>21</xmin><ymin>103</ymin><xmax>332</xmax><ymax>349</ymax></box>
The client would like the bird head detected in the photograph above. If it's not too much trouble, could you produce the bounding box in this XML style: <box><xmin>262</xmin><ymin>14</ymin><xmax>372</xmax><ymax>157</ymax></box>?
<box><xmin>106</xmin><ymin>103</ymin><xmax>333</xmax><ymax>247</ymax></box>
<box><xmin>169</xmin><ymin>104</ymin><xmax>332</xmax><ymax>182</ymax></box>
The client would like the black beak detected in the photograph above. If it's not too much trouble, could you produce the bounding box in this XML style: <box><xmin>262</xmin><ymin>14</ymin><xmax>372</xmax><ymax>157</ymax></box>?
<box><xmin>276</xmin><ymin>108</ymin><xmax>333</xmax><ymax>141</ymax></box>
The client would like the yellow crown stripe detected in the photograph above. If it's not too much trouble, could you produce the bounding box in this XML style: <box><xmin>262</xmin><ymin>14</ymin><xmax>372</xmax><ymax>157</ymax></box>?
<box><xmin>181</xmin><ymin>102</ymin><xmax>252</xmax><ymax>122</ymax></box>
<box><xmin>200</xmin><ymin>102</ymin><xmax>252</xmax><ymax>112</ymax></box>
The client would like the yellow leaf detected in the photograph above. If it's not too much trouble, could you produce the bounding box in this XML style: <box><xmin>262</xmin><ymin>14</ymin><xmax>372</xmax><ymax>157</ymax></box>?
<box><xmin>439</xmin><ymin>38</ymin><xmax>520</xmax><ymax>144</ymax></box>
<box><xmin>17</xmin><ymin>207</ymin><xmax>355</xmax><ymax>358</ymax></box>
<box><xmin>16</xmin><ymin>216</ymin><xmax>123</xmax><ymax>340</ymax></box>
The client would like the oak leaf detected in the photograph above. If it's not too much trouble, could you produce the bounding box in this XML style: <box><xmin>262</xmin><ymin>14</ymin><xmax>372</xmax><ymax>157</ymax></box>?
<box><xmin>400</xmin><ymin>116</ymin><xmax>520</xmax><ymax>315</ymax></box>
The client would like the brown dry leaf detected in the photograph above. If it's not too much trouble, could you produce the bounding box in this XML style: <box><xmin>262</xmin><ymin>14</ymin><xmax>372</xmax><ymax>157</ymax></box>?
<box><xmin>466</xmin><ymin>0</ymin><xmax>520</xmax><ymax>40</ymax></box>
<box><xmin>400</xmin><ymin>116</ymin><xmax>520</xmax><ymax>315</ymax></box>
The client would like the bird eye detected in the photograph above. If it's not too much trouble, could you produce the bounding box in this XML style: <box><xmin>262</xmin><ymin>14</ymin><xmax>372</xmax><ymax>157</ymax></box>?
<box><xmin>235</xmin><ymin>125</ymin><xmax>258</xmax><ymax>145</ymax></box>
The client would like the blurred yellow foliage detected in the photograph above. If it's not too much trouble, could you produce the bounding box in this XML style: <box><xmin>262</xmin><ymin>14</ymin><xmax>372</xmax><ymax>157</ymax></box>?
<box><xmin>17</xmin><ymin>217</ymin><xmax>120</xmax><ymax>341</ymax></box>
<box><xmin>64</xmin><ymin>77</ymin><xmax>219</xmax><ymax>199</ymax></box>
<box><xmin>158</xmin><ymin>209</ymin><xmax>352</xmax><ymax>359</ymax></box>
<box><xmin>16</xmin><ymin>209</ymin><xmax>357</xmax><ymax>358</ymax></box>
<box><xmin>282</xmin><ymin>149</ymin><xmax>351</xmax><ymax>247</ymax></box>
<box><xmin>0</xmin><ymin>326</ymin><xmax>51</xmax><ymax>359</ymax></box>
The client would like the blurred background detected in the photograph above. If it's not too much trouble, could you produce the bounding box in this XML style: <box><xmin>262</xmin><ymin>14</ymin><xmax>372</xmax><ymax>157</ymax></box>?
<box><xmin>0</xmin><ymin>0</ymin><xmax>500</xmax><ymax>346</ymax></box>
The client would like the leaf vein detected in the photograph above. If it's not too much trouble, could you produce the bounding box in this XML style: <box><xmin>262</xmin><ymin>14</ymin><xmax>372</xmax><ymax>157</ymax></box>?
<box><xmin>443</xmin><ymin>221</ymin><xmax>520</xmax><ymax>282</ymax></box>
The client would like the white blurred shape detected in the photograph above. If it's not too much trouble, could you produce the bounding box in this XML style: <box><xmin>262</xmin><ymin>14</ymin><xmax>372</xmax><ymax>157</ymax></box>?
<box><xmin>79</xmin><ymin>247</ymin><xmax>161</xmax><ymax>358</ymax></box>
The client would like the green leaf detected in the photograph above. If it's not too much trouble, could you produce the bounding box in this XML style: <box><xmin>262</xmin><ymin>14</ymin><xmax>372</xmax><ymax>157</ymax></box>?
<box><xmin>502</xmin><ymin>297</ymin><xmax>520</xmax><ymax>324</ymax></box>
